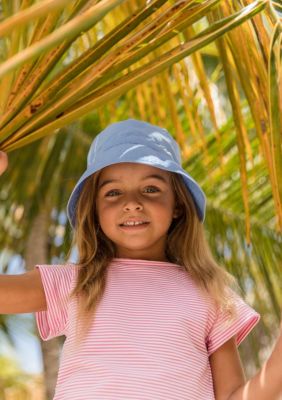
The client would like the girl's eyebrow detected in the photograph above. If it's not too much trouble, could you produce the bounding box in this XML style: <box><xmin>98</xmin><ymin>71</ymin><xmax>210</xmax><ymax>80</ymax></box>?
<box><xmin>98</xmin><ymin>174</ymin><xmax>168</xmax><ymax>190</ymax></box>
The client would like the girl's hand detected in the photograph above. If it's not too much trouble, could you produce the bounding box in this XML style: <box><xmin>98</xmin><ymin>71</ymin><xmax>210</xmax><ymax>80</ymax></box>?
<box><xmin>0</xmin><ymin>151</ymin><xmax>8</xmax><ymax>175</ymax></box>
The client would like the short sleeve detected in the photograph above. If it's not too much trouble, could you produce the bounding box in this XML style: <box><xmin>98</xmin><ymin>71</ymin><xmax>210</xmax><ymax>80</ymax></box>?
<box><xmin>35</xmin><ymin>264</ymin><xmax>76</xmax><ymax>341</ymax></box>
<box><xmin>206</xmin><ymin>290</ymin><xmax>260</xmax><ymax>356</ymax></box>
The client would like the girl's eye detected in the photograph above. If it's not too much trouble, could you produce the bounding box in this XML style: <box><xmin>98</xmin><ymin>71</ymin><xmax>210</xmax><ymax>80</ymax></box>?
<box><xmin>144</xmin><ymin>187</ymin><xmax>159</xmax><ymax>193</ymax></box>
<box><xmin>105</xmin><ymin>190</ymin><xmax>120</xmax><ymax>197</ymax></box>
<box><xmin>105</xmin><ymin>187</ymin><xmax>160</xmax><ymax>197</ymax></box>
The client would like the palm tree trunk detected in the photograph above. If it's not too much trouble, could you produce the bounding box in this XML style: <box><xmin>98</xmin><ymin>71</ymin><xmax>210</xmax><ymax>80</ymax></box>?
<box><xmin>24</xmin><ymin>207</ymin><xmax>61</xmax><ymax>400</ymax></box>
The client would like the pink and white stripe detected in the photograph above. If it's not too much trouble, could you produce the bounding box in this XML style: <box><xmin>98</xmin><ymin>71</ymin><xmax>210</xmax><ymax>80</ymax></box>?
<box><xmin>35</xmin><ymin>258</ymin><xmax>260</xmax><ymax>400</ymax></box>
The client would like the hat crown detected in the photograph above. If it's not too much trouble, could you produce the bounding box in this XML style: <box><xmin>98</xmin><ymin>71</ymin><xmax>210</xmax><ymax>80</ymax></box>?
<box><xmin>87</xmin><ymin>119</ymin><xmax>182</xmax><ymax>167</ymax></box>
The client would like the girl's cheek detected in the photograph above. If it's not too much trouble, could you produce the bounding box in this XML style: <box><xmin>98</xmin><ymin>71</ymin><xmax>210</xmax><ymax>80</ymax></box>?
<box><xmin>99</xmin><ymin>202</ymin><xmax>120</xmax><ymax>214</ymax></box>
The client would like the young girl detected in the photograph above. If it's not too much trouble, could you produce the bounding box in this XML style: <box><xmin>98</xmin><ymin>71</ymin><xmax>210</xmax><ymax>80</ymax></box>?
<box><xmin>0</xmin><ymin>119</ymin><xmax>281</xmax><ymax>400</ymax></box>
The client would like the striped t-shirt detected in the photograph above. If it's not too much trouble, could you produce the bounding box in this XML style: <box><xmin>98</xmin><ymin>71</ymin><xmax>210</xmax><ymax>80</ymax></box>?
<box><xmin>35</xmin><ymin>258</ymin><xmax>260</xmax><ymax>400</ymax></box>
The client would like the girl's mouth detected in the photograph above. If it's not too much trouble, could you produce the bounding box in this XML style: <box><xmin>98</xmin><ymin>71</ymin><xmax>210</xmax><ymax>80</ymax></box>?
<box><xmin>119</xmin><ymin>222</ymin><xmax>150</xmax><ymax>230</ymax></box>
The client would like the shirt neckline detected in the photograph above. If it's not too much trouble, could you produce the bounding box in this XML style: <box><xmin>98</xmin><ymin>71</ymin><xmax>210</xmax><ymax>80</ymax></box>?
<box><xmin>111</xmin><ymin>257</ymin><xmax>182</xmax><ymax>268</ymax></box>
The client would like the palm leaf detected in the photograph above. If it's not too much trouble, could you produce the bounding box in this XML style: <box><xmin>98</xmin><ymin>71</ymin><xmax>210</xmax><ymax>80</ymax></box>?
<box><xmin>268</xmin><ymin>22</ymin><xmax>282</xmax><ymax>221</ymax></box>
<box><xmin>0</xmin><ymin>0</ymin><xmax>126</xmax><ymax>78</ymax></box>
<box><xmin>0</xmin><ymin>1</ymin><xmax>267</xmax><ymax>150</ymax></box>
<box><xmin>0</xmin><ymin>0</ymin><xmax>266</xmax><ymax>150</ymax></box>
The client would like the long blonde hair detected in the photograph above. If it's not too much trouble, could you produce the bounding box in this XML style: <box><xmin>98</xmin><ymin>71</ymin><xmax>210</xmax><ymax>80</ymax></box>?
<box><xmin>67</xmin><ymin>168</ymin><xmax>239</xmax><ymax>344</ymax></box>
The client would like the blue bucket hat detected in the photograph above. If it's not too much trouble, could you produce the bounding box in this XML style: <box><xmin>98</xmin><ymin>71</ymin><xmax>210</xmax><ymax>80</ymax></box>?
<box><xmin>67</xmin><ymin>119</ymin><xmax>206</xmax><ymax>228</ymax></box>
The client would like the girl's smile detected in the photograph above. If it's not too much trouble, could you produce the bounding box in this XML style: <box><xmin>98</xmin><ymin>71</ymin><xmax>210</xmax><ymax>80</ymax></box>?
<box><xmin>119</xmin><ymin>221</ymin><xmax>150</xmax><ymax>231</ymax></box>
<box><xmin>96</xmin><ymin>162</ymin><xmax>180</xmax><ymax>261</ymax></box>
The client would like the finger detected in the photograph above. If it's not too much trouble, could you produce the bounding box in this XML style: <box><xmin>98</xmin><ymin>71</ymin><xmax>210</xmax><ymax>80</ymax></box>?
<box><xmin>0</xmin><ymin>151</ymin><xmax>8</xmax><ymax>175</ymax></box>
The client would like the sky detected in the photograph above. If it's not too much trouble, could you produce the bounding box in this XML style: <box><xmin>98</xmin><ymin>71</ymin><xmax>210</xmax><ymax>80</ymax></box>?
<box><xmin>0</xmin><ymin>316</ymin><xmax>43</xmax><ymax>374</ymax></box>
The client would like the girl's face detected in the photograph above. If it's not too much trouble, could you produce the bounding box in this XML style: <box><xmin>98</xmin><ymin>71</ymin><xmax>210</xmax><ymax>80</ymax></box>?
<box><xmin>96</xmin><ymin>163</ymin><xmax>179</xmax><ymax>262</ymax></box>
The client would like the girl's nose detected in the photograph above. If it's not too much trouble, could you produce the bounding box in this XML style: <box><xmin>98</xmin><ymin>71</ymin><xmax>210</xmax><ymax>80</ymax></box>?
<box><xmin>123</xmin><ymin>196</ymin><xmax>143</xmax><ymax>211</ymax></box>
<box><xmin>124</xmin><ymin>204</ymin><xmax>143</xmax><ymax>211</ymax></box>
<box><xmin>123</xmin><ymin>202</ymin><xmax>143</xmax><ymax>211</ymax></box>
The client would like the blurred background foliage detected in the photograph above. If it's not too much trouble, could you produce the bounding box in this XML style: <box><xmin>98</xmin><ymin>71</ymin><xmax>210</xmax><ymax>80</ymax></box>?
<box><xmin>0</xmin><ymin>0</ymin><xmax>281</xmax><ymax>398</ymax></box>
<box><xmin>0</xmin><ymin>354</ymin><xmax>44</xmax><ymax>399</ymax></box>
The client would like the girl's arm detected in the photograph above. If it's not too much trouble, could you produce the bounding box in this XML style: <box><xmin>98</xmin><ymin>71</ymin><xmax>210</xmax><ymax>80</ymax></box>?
<box><xmin>0</xmin><ymin>269</ymin><xmax>47</xmax><ymax>314</ymax></box>
<box><xmin>0</xmin><ymin>152</ymin><xmax>47</xmax><ymax>314</ymax></box>
<box><xmin>210</xmin><ymin>328</ymin><xmax>282</xmax><ymax>400</ymax></box>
